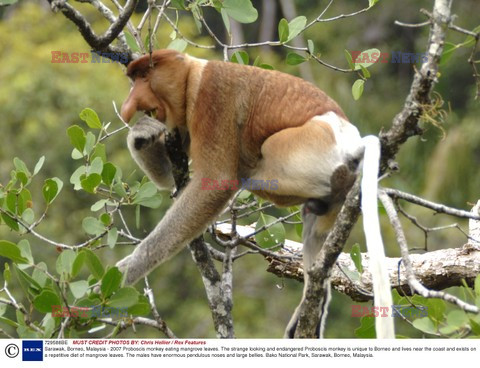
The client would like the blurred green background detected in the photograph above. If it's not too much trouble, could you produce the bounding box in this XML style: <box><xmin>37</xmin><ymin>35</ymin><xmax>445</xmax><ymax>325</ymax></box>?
<box><xmin>0</xmin><ymin>0</ymin><xmax>479</xmax><ymax>338</ymax></box>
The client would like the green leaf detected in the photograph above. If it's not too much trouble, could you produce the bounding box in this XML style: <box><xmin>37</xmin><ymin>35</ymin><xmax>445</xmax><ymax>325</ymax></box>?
<box><xmin>344</xmin><ymin>49</ymin><xmax>355</xmax><ymax>70</ymax></box>
<box><xmin>286</xmin><ymin>52</ymin><xmax>307</xmax><ymax>65</ymax></box>
<box><xmin>167</xmin><ymin>38</ymin><xmax>187</xmax><ymax>52</ymax></box>
<box><xmin>42</xmin><ymin>177</ymin><xmax>63</xmax><ymax>204</ymax></box>
<box><xmin>69</xmin><ymin>280</ymin><xmax>89</xmax><ymax>299</ymax></box>
<box><xmin>67</xmin><ymin>125</ymin><xmax>86</xmax><ymax>152</ymax></box>
<box><xmin>6</xmin><ymin>191</ymin><xmax>17</xmax><ymax>213</ymax></box>
<box><xmin>82</xmin><ymin>217</ymin><xmax>106</xmax><ymax>236</ymax></box>
<box><xmin>360</xmin><ymin>65</ymin><xmax>371</xmax><ymax>79</ymax></box>
<box><xmin>170</xmin><ymin>0</ymin><xmax>186</xmax><ymax>10</ymax></box>
<box><xmin>0</xmin><ymin>240</ymin><xmax>28</xmax><ymax>263</ymax></box>
<box><xmin>231</xmin><ymin>51</ymin><xmax>249</xmax><ymax>65</ymax></box>
<box><xmin>422</xmin><ymin>298</ymin><xmax>445</xmax><ymax>323</ymax></box>
<box><xmin>56</xmin><ymin>249</ymin><xmax>76</xmax><ymax>276</ymax></box>
<box><xmin>16</xmin><ymin>171</ymin><xmax>28</xmax><ymax>186</ymax></box>
<box><xmin>134</xmin><ymin>182</ymin><xmax>158</xmax><ymax>204</ymax></box>
<box><xmin>124</xmin><ymin>32</ymin><xmax>140</xmax><ymax>53</ymax></box>
<box><xmin>369</xmin><ymin>0</ymin><xmax>380</xmax><ymax>7</ymax></box>
<box><xmin>42</xmin><ymin>314</ymin><xmax>55</xmax><ymax>338</ymax></box>
<box><xmin>255</xmin><ymin>214</ymin><xmax>286</xmax><ymax>248</ymax></box>
<box><xmin>32</xmin><ymin>262</ymin><xmax>48</xmax><ymax>288</ymax></box>
<box><xmin>128</xmin><ymin>295</ymin><xmax>151</xmax><ymax>316</ymax></box>
<box><xmin>136</xmin><ymin>194</ymin><xmax>163</xmax><ymax>209</ymax></box>
<box><xmin>260</xmin><ymin>63</ymin><xmax>274</xmax><ymax>70</ymax></box>
<box><xmin>21</xmin><ymin>208</ymin><xmax>34</xmax><ymax>226</ymax></box>
<box><xmin>17</xmin><ymin>239</ymin><xmax>33</xmax><ymax>265</ymax></box>
<box><xmin>100</xmin><ymin>213</ymin><xmax>111</xmax><ymax>226</ymax></box>
<box><xmin>14</xmin><ymin>265</ymin><xmax>42</xmax><ymax>296</ymax></box>
<box><xmin>439</xmin><ymin>42</ymin><xmax>457</xmax><ymax>65</ymax></box>
<box><xmin>354</xmin><ymin>316</ymin><xmax>376</xmax><ymax>338</ymax></box>
<box><xmin>72</xmin><ymin>251</ymin><xmax>86</xmax><ymax>278</ymax></box>
<box><xmin>101</xmin><ymin>267</ymin><xmax>123</xmax><ymax>298</ymax></box>
<box><xmin>91</xmin><ymin>199</ymin><xmax>108</xmax><ymax>212</ymax></box>
<box><xmin>350</xmin><ymin>244</ymin><xmax>363</xmax><ymax>273</ymax></box>
<box><xmin>353</xmin><ymin>48</ymin><xmax>381</xmax><ymax>70</ymax></box>
<box><xmin>135</xmin><ymin>204</ymin><xmax>141</xmax><ymax>229</ymax></box>
<box><xmin>92</xmin><ymin>143</ymin><xmax>107</xmax><ymax>163</ymax></box>
<box><xmin>70</xmin><ymin>165</ymin><xmax>87</xmax><ymax>191</ymax></box>
<box><xmin>33</xmin><ymin>290</ymin><xmax>61</xmax><ymax>314</ymax></box>
<box><xmin>107</xmin><ymin>287</ymin><xmax>139</xmax><ymax>308</ymax></box>
<box><xmin>33</xmin><ymin>156</ymin><xmax>45</xmax><ymax>176</ymax></box>
<box><xmin>81</xmin><ymin>173</ymin><xmax>102</xmax><ymax>193</ymax></box>
<box><xmin>101</xmin><ymin>163</ymin><xmax>117</xmax><ymax>186</ymax></box>
<box><xmin>469</xmin><ymin>318</ymin><xmax>480</xmax><ymax>335</ymax></box>
<box><xmin>221</xmin><ymin>8</ymin><xmax>231</xmax><ymax>34</ymax></box>
<box><xmin>108</xmin><ymin>228</ymin><xmax>118</xmax><ymax>249</ymax></box>
<box><xmin>79</xmin><ymin>108</ymin><xmax>102</xmax><ymax>129</ymax></box>
<box><xmin>3</xmin><ymin>263</ymin><xmax>11</xmax><ymax>284</ymax></box>
<box><xmin>18</xmin><ymin>189</ymin><xmax>32</xmax><ymax>215</ymax></box>
<box><xmin>307</xmin><ymin>39</ymin><xmax>314</xmax><ymax>54</ymax></box>
<box><xmin>352</xmin><ymin>79</ymin><xmax>365</xmax><ymax>100</ymax></box>
<box><xmin>223</xmin><ymin>0</ymin><xmax>258</xmax><ymax>24</ymax></box>
<box><xmin>84</xmin><ymin>132</ymin><xmax>96</xmax><ymax>156</ymax></box>
<box><xmin>84</xmin><ymin>249</ymin><xmax>105</xmax><ymax>279</ymax></box>
<box><xmin>14</xmin><ymin>157</ymin><xmax>31</xmax><ymax>177</ymax></box>
<box><xmin>0</xmin><ymin>316</ymin><xmax>18</xmax><ymax>328</ymax></box>
<box><xmin>446</xmin><ymin>310</ymin><xmax>468</xmax><ymax>328</ymax></box>
<box><xmin>278</xmin><ymin>18</ymin><xmax>289</xmax><ymax>43</ymax></box>
<box><xmin>412</xmin><ymin>317</ymin><xmax>437</xmax><ymax>335</ymax></box>
<box><xmin>0</xmin><ymin>0</ymin><xmax>19</xmax><ymax>5</ymax></box>
<box><xmin>1</xmin><ymin>212</ymin><xmax>19</xmax><ymax>231</ymax></box>
<box><xmin>286</xmin><ymin>16</ymin><xmax>306</xmax><ymax>42</ymax></box>
<box><xmin>113</xmin><ymin>182</ymin><xmax>128</xmax><ymax>198</ymax></box>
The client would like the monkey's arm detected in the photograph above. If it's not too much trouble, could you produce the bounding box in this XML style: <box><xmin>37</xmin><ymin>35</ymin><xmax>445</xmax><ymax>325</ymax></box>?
<box><xmin>116</xmin><ymin>176</ymin><xmax>234</xmax><ymax>284</ymax></box>
<box><xmin>117</xmin><ymin>117</ymin><xmax>239</xmax><ymax>285</ymax></box>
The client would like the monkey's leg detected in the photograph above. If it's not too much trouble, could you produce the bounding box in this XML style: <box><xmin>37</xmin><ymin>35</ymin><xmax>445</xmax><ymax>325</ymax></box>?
<box><xmin>127</xmin><ymin>116</ymin><xmax>175</xmax><ymax>190</ymax></box>
<box><xmin>284</xmin><ymin>206</ymin><xmax>339</xmax><ymax>338</ymax></box>
<box><xmin>248</xmin><ymin>115</ymin><xmax>361</xmax><ymax>205</ymax></box>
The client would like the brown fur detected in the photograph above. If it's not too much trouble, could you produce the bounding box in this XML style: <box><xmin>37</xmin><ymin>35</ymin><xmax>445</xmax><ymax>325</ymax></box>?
<box><xmin>117</xmin><ymin>50</ymin><xmax>362</xmax><ymax>291</ymax></box>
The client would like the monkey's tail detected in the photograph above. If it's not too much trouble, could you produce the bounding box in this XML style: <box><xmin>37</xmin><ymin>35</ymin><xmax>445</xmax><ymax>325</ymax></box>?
<box><xmin>360</xmin><ymin>135</ymin><xmax>395</xmax><ymax>339</ymax></box>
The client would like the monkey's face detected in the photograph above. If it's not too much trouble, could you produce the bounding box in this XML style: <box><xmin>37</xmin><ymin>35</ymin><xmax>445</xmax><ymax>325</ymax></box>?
<box><xmin>121</xmin><ymin>75</ymin><xmax>166</xmax><ymax>124</ymax></box>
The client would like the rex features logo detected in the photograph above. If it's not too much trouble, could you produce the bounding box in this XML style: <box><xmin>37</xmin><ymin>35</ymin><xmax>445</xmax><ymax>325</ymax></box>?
<box><xmin>22</xmin><ymin>340</ymin><xmax>44</xmax><ymax>361</ymax></box>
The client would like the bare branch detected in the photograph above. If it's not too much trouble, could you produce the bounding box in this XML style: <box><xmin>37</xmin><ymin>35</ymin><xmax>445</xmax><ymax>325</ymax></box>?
<box><xmin>384</xmin><ymin>187</ymin><xmax>480</xmax><ymax>220</ymax></box>
<box><xmin>47</xmin><ymin>0</ymin><xmax>138</xmax><ymax>63</ymax></box>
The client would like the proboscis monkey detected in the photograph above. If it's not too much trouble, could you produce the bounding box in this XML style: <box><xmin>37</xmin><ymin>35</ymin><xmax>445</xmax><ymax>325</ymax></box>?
<box><xmin>117</xmin><ymin>50</ymin><xmax>393</xmax><ymax>338</ymax></box>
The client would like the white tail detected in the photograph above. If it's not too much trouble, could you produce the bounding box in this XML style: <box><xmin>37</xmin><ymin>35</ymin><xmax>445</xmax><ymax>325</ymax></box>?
<box><xmin>361</xmin><ymin>136</ymin><xmax>395</xmax><ymax>339</ymax></box>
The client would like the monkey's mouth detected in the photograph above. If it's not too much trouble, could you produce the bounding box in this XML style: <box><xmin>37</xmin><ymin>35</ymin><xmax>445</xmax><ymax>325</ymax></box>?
<box><xmin>143</xmin><ymin>108</ymin><xmax>165</xmax><ymax>122</ymax></box>
<box><xmin>145</xmin><ymin>109</ymin><xmax>157</xmax><ymax>118</ymax></box>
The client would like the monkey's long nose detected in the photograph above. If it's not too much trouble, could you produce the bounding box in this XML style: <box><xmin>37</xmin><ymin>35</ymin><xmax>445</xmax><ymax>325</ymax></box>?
<box><xmin>120</xmin><ymin>96</ymin><xmax>136</xmax><ymax>124</ymax></box>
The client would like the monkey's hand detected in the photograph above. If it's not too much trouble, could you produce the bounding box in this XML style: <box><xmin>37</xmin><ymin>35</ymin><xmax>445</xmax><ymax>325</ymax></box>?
<box><xmin>127</xmin><ymin>116</ymin><xmax>175</xmax><ymax>190</ymax></box>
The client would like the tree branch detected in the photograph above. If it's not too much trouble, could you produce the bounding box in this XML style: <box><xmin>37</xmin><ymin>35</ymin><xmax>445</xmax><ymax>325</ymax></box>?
<box><xmin>47</xmin><ymin>0</ymin><xmax>138</xmax><ymax>63</ymax></box>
